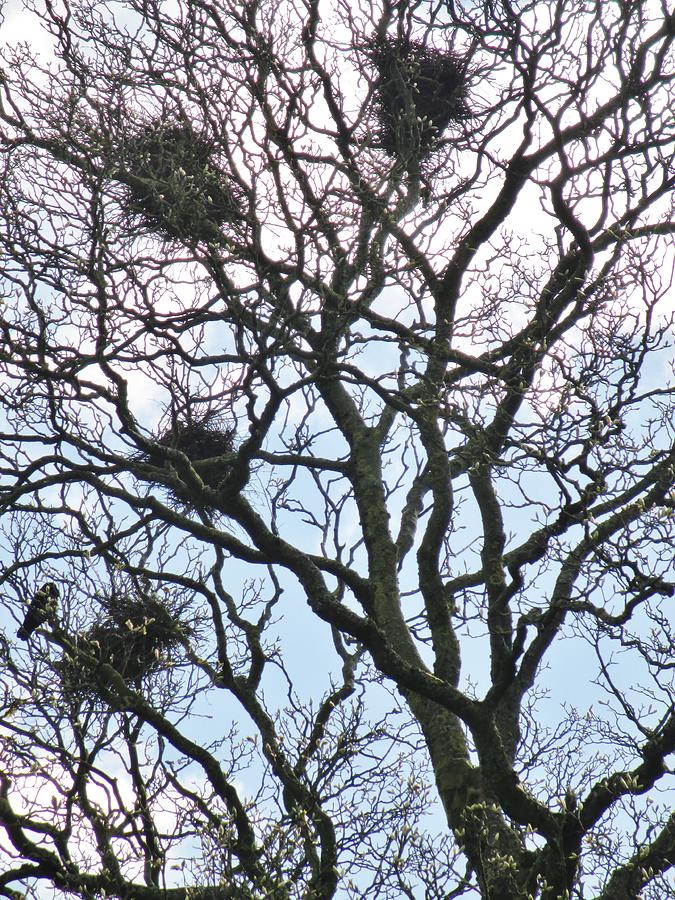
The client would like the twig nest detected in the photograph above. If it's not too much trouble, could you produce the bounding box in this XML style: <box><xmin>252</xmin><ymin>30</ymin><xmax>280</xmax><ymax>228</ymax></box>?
<box><xmin>120</xmin><ymin>121</ymin><xmax>245</xmax><ymax>242</ymax></box>
<box><xmin>59</xmin><ymin>594</ymin><xmax>193</xmax><ymax>691</ymax></box>
<box><xmin>150</xmin><ymin>415</ymin><xmax>237</xmax><ymax>490</ymax></box>
<box><xmin>369</xmin><ymin>37</ymin><xmax>471</xmax><ymax>161</ymax></box>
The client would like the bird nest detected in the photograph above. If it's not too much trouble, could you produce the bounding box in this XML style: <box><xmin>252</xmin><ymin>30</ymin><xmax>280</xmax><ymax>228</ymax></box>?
<box><xmin>59</xmin><ymin>594</ymin><xmax>193</xmax><ymax>693</ymax></box>
<box><xmin>144</xmin><ymin>415</ymin><xmax>237</xmax><ymax>492</ymax></box>
<box><xmin>369</xmin><ymin>38</ymin><xmax>471</xmax><ymax>160</ymax></box>
<box><xmin>120</xmin><ymin>121</ymin><xmax>245</xmax><ymax>242</ymax></box>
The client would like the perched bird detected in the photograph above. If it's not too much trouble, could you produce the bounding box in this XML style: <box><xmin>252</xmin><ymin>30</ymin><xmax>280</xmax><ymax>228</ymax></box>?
<box><xmin>17</xmin><ymin>582</ymin><xmax>60</xmax><ymax>640</ymax></box>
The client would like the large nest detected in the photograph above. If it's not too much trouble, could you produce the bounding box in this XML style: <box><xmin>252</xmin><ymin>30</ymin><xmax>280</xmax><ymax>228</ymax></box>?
<box><xmin>120</xmin><ymin>121</ymin><xmax>245</xmax><ymax>242</ymax></box>
<box><xmin>369</xmin><ymin>38</ymin><xmax>471</xmax><ymax>161</ymax></box>
<box><xmin>60</xmin><ymin>594</ymin><xmax>193</xmax><ymax>693</ymax></box>
<box><xmin>145</xmin><ymin>415</ymin><xmax>237</xmax><ymax>492</ymax></box>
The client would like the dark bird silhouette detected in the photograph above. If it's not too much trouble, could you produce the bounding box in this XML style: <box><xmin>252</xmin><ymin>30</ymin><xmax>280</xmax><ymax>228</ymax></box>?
<box><xmin>17</xmin><ymin>582</ymin><xmax>60</xmax><ymax>640</ymax></box>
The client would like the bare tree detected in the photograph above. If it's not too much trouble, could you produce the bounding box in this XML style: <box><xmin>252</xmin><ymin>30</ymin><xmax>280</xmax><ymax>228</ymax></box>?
<box><xmin>0</xmin><ymin>0</ymin><xmax>674</xmax><ymax>897</ymax></box>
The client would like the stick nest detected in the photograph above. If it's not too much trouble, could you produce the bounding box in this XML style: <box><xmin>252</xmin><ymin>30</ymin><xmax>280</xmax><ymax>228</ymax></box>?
<box><xmin>369</xmin><ymin>38</ymin><xmax>471</xmax><ymax>160</ymax></box>
<box><xmin>60</xmin><ymin>594</ymin><xmax>194</xmax><ymax>691</ymax></box>
<box><xmin>146</xmin><ymin>415</ymin><xmax>237</xmax><ymax>491</ymax></box>
<box><xmin>121</xmin><ymin>121</ymin><xmax>245</xmax><ymax>242</ymax></box>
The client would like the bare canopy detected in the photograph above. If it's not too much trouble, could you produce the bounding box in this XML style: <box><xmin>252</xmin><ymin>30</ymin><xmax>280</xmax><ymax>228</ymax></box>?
<box><xmin>1</xmin><ymin>0</ymin><xmax>675</xmax><ymax>898</ymax></box>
